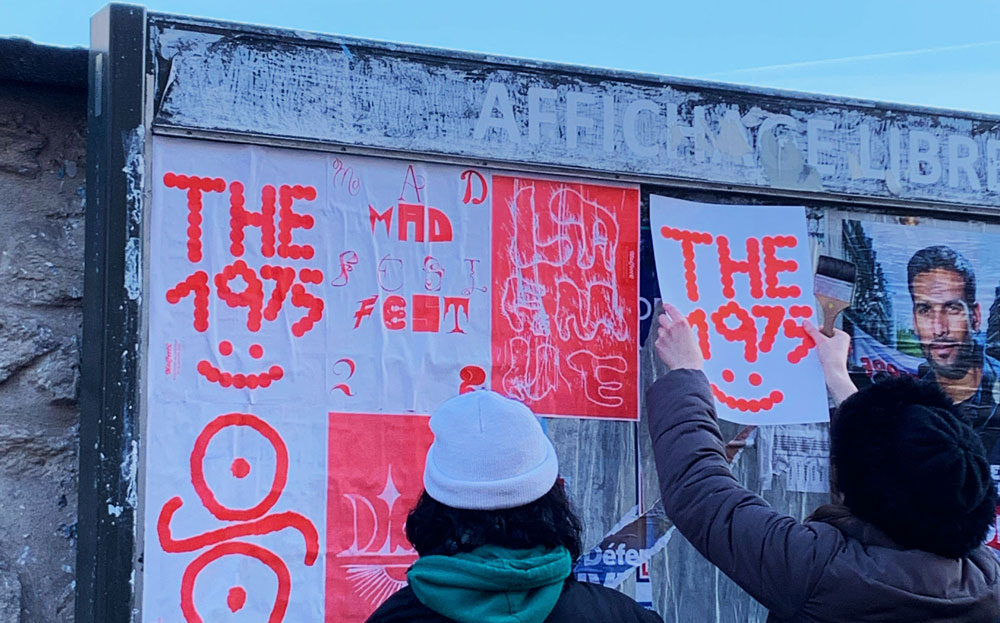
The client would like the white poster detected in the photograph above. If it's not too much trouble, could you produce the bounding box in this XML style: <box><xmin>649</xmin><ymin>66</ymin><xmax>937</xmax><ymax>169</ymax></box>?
<box><xmin>143</xmin><ymin>136</ymin><xmax>640</xmax><ymax>623</ymax></box>
<box><xmin>649</xmin><ymin>196</ymin><xmax>828</xmax><ymax>424</ymax></box>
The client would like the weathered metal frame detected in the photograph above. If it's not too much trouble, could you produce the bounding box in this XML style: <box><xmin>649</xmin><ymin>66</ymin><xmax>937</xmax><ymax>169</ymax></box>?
<box><xmin>146</xmin><ymin>11</ymin><xmax>1000</xmax><ymax>216</ymax></box>
<box><xmin>79</xmin><ymin>5</ymin><xmax>147</xmax><ymax>623</ymax></box>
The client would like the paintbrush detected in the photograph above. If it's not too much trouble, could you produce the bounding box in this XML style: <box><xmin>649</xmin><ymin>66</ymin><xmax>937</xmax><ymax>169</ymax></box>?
<box><xmin>814</xmin><ymin>255</ymin><xmax>856</xmax><ymax>337</ymax></box>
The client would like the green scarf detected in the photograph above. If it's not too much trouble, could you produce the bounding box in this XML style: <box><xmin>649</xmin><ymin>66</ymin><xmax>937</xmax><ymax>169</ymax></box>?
<box><xmin>407</xmin><ymin>545</ymin><xmax>572</xmax><ymax>623</ymax></box>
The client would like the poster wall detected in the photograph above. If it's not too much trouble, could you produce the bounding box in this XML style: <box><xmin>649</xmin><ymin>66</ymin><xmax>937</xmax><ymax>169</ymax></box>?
<box><xmin>649</xmin><ymin>195</ymin><xmax>828</xmax><ymax>425</ymax></box>
<box><xmin>143</xmin><ymin>137</ymin><xmax>640</xmax><ymax>622</ymax></box>
<box><xmin>842</xmin><ymin>220</ymin><xmax>1000</xmax><ymax>546</ymax></box>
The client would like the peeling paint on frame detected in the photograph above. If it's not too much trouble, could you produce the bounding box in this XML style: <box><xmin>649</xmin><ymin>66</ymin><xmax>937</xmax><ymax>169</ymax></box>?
<box><xmin>124</xmin><ymin>237</ymin><xmax>141</xmax><ymax>301</ymax></box>
<box><xmin>149</xmin><ymin>19</ymin><xmax>1000</xmax><ymax>211</ymax></box>
<box><xmin>123</xmin><ymin>126</ymin><xmax>145</xmax><ymax>302</ymax></box>
<box><xmin>122</xmin><ymin>126</ymin><xmax>145</xmax><ymax>229</ymax></box>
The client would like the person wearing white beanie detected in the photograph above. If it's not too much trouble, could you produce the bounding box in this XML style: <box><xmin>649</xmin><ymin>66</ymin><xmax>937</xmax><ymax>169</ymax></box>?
<box><xmin>366</xmin><ymin>390</ymin><xmax>662</xmax><ymax>623</ymax></box>
<box><xmin>423</xmin><ymin>389</ymin><xmax>559</xmax><ymax>510</ymax></box>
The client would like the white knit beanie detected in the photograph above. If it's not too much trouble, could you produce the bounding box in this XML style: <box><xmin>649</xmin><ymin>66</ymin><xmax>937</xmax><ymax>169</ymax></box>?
<box><xmin>423</xmin><ymin>390</ymin><xmax>559</xmax><ymax>510</ymax></box>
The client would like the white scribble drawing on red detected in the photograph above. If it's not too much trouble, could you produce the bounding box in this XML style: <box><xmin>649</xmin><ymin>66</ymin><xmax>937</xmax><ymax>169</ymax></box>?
<box><xmin>337</xmin><ymin>466</ymin><xmax>414</xmax><ymax>606</ymax></box>
<box><xmin>498</xmin><ymin>181</ymin><xmax>631</xmax><ymax>408</ymax></box>
<box><xmin>566</xmin><ymin>350</ymin><xmax>627</xmax><ymax>408</ymax></box>
<box><xmin>501</xmin><ymin>336</ymin><xmax>563</xmax><ymax>403</ymax></box>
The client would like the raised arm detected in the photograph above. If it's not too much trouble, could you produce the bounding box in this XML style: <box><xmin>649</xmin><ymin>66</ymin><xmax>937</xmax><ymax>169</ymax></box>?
<box><xmin>801</xmin><ymin>319</ymin><xmax>857</xmax><ymax>406</ymax></box>
<box><xmin>647</xmin><ymin>304</ymin><xmax>840</xmax><ymax>618</ymax></box>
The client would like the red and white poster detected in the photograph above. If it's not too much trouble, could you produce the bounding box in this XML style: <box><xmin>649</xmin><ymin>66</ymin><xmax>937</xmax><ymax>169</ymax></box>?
<box><xmin>649</xmin><ymin>195</ymin><xmax>828</xmax><ymax>425</ymax></box>
<box><xmin>143</xmin><ymin>137</ymin><xmax>639</xmax><ymax>623</ymax></box>
<box><xmin>492</xmin><ymin>176</ymin><xmax>640</xmax><ymax>419</ymax></box>
<box><xmin>325</xmin><ymin>413</ymin><xmax>432</xmax><ymax>622</ymax></box>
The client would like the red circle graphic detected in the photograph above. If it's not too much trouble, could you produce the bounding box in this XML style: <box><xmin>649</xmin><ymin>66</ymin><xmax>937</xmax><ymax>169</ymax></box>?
<box><xmin>230</xmin><ymin>458</ymin><xmax>251</xmax><ymax>479</ymax></box>
<box><xmin>227</xmin><ymin>586</ymin><xmax>247</xmax><ymax>612</ymax></box>
<box><xmin>190</xmin><ymin>413</ymin><xmax>288</xmax><ymax>521</ymax></box>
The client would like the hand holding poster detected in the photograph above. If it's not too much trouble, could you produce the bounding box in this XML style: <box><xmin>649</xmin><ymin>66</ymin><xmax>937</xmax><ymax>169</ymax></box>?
<box><xmin>649</xmin><ymin>196</ymin><xmax>828</xmax><ymax>424</ymax></box>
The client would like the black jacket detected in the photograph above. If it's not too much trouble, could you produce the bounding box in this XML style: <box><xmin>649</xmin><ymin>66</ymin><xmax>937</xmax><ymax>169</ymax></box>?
<box><xmin>648</xmin><ymin>369</ymin><xmax>1000</xmax><ymax>622</ymax></box>
<box><xmin>366</xmin><ymin>578</ymin><xmax>663</xmax><ymax>623</ymax></box>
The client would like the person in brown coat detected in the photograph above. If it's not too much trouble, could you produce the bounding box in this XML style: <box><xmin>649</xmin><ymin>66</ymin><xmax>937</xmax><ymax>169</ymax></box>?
<box><xmin>648</xmin><ymin>302</ymin><xmax>1000</xmax><ymax>622</ymax></box>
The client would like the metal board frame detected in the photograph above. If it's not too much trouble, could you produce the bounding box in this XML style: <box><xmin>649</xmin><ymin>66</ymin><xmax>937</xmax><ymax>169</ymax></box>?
<box><xmin>80</xmin><ymin>5</ymin><xmax>146</xmax><ymax>623</ymax></box>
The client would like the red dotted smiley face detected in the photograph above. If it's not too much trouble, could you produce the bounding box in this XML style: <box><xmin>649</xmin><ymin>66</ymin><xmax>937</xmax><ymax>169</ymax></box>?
<box><xmin>690</xmin><ymin>304</ymin><xmax>815</xmax><ymax>414</ymax></box>
<box><xmin>711</xmin><ymin>368</ymin><xmax>784</xmax><ymax>413</ymax></box>
<box><xmin>197</xmin><ymin>340</ymin><xmax>285</xmax><ymax>389</ymax></box>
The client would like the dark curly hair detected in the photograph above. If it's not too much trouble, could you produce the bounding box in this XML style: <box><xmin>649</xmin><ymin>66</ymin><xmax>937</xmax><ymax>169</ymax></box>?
<box><xmin>832</xmin><ymin>376</ymin><xmax>996</xmax><ymax>558</ymax></box>
<box><xmin>405</xmin><ymin>480</ymin><xmax>583</xmax><ymax>560</ymax></box>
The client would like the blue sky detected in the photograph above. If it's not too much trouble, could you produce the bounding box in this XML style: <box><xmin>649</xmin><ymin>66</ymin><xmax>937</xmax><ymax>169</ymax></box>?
<box><xmin>4</xmin><ymin>1</ymin><xmax>1000</xmax><ymax>115</ymax></box>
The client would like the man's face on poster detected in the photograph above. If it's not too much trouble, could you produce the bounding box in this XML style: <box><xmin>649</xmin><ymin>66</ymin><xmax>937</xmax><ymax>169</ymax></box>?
<box><xmin>911</xmin><ymin>268</ymin><xmax>981</xmax><ymax>379</ymax></box>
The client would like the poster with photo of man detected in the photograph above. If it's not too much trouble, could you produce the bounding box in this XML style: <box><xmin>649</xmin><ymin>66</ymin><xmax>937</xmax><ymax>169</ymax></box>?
<box><xmin>843</xmin><ymin>220</ymin><xmax>1000</xmax><ymax>545</ymax></box>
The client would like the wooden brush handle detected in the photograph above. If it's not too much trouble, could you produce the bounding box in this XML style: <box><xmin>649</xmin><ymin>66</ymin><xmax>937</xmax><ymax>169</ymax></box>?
<box><xmin>817</xmin><ymin>295</ymin><xmax>849</xmax><ymax>337</ymax></box>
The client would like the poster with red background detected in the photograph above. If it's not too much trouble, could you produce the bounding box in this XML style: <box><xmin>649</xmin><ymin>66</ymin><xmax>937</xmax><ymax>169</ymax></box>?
<box><xmin>492</xmin><ymin>176</ymin><xmax>640</xmax><ymax>419</ymax></box>
<box><xmin>326</xmin><ymin>413</ymin><xmax>433</xmax><ymax>622</ymax></box>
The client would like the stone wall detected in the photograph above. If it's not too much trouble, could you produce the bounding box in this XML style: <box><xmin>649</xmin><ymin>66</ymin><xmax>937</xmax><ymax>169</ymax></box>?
<box><xmin>0</xmin><ymin>71</ymin><xmax>86</xmax><ymax>622</ymax></box>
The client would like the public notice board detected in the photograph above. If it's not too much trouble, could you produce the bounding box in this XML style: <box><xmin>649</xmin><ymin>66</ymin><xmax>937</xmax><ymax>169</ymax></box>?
<box><xmin>79</xmin><ymin>12</ymin><xmax>1000</xmax><ymax>623</ymax></box>
<box><xmin>143</xmin><ymin>136</ymin><xmax>640</xmax><ymax>622</ymax></box>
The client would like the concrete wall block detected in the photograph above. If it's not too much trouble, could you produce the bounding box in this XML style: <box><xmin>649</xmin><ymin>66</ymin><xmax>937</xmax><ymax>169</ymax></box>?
<box><xmin>29</xmin><ymin>341</ymin><xmax>79</xmax><ymax>406</ymax></box>
<box><xmin>0</xmin><ymin>425</ymin><xmax>75</xmax><ymax>479</ymax></box>
<box><xmin>0</xmin><ymin>424</ymin><xmax>77</xmax><ymax>623</ymax></box>
<box><xmin>0</xmin><ymin>314</ymin><xmax>58</xmax><ymax>385</ymax></box>
<box><xmin>0</xmin><ymin>112</ymin><xmax>46</xmax><ymax>179</ymax></box>
<box><xmin>0</xmin><ymin>79</ymin><xmax>85</xmax><ymax>623</ymax></box>
<box><xmin>0</xmin><ymin>567</ymin><xmax>21</xmax><ymax>623</ymax></box>
<box><xmin>0</xmin><ymin>218</ymin><xmax>85</xmax><ymax>307</ymax></box>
